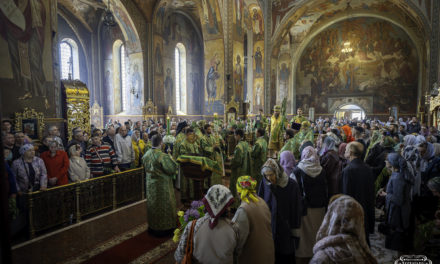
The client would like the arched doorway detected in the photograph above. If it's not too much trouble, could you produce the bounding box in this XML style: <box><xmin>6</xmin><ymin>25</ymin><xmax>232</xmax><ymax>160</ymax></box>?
<box><xmin>335</xmin><ymin>104</ymin><xmax>366</xmax><ymax>120</ymax></box>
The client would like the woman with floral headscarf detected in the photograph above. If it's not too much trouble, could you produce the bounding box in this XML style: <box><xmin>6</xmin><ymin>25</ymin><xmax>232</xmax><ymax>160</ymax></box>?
<box><xmin>175</xmin><ymin>185</ymin><xmax>237</xmax><ymax>264</ymax></box>
<box><xmin>259</xmin><ymin>158</ymin><xmax>302</xmax><ymax>264</ymax></box>
<box><xmin>293</xmin><ymin>146</ymin><xmax>327</xmax><ymax>262</ymax></box>
<box><xmin>310</xmin><ymin>195</ymin><xmax>378</xmax><ymax>264</ymax></box>
<box><xmin>233</xmin><ymin>176</ymin><xmax>275</xmax><ymax>264</ymax></box>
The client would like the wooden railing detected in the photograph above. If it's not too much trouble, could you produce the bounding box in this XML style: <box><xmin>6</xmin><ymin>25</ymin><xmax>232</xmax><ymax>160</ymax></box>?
<box><xmin>24</xmin><ymin>168</ymin><xmax>145</xmax><ymax>239</ymax></box>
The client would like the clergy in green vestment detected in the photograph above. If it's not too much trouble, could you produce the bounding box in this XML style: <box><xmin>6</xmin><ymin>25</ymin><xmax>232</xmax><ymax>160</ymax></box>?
<box><xmin>278</xmin><ymin>128</ymin><xmax>296</xmax><ymax>159</ymax></box>
<box><xmin>142</xmin><ymin>134</ymin><xmax>178</xmax><ymax>237</ymax></box>
<box><xmin>230</xmin><ymin>129</ymin><xmax>251</xmax><ymax>205</ymax></box>
<box><xmin>250</xmin><ymin>128</ymin><xmax>267</xmax><ymax>189</ymax></box>
<box><xmin>291</xmin><ymin>121</ymin><xmax>315</xmax><ymax>159</ymax></box>
<box><xmin>290</xmin><ymin>107</ymin><xmax>308</xmax><ymax>125</ymax></box>
<box><xmin>200</xmin><ymin>124</ymin><xmax>224</xmax><ymax>186</ymax></box>
<box><xmin>173</xmin><ymin>128</ymin><xmax>201</xmax><ymax>201</ymax></box>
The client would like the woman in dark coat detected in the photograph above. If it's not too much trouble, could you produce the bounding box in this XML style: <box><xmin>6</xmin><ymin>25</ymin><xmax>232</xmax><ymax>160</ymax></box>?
<box><xmin>259</xmin><ymin>158</ymin><xmax>302</xmax><ymax>264</ymax></box>
<box><xmin>293</xmin><ymin>146</ymin><xmax>327</xmax><ymax>262</ymax></box>
<box><xmin>319</xmin><ymin>137</ymin><xmax>342</xmax><ymax>197</ymax></box>
<box><xmin>379</xmin><ymin>153</ymin><xmax>413</xmax><ymax>252</ymax></box>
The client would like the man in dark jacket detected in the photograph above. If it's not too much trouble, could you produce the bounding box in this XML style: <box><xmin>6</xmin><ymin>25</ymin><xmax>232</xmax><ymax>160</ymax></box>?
<box><xmin>407</xmin><ymin>116</ymin><xmax>421</xmax><ymax>134</ymax></box>
<box><xmin>342</xmin><ymin>141</ymin><xmax>375</xmax><ymax>246</ymax></box>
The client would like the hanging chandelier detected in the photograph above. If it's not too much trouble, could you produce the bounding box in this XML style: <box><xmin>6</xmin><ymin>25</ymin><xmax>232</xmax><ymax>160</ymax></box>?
<box><xmin>341</xmin><ymin>0</ymin><xmax>353</xmax><ymax>54</ymax></box>
<box><xmin>103</xmin><ymin>0</ymin><xmax>116</xmax><ymax>27</ymax></box>
<box><xmin>341</xmin><ymin>41</ymin><xmax>353</xmax><ymax>53</ymax></box>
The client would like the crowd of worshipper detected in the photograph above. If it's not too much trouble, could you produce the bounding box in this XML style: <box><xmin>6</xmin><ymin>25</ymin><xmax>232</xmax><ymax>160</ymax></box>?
<box><xmin>3</xmin><ymin>105</ymin><xmax>440</xmax><ymax>263</ymax></box>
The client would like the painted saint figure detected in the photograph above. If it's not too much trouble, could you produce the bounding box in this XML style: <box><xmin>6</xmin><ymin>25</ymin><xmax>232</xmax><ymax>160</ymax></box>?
<box><xmin>0</xmin><ymin>0</ymin><xmax>49</xmax><ymax>108</ymax></box>
<box><xmin>131</xmin><ymin>64</ymin><xmax>142</xmax><ymax>109</ymax></box>
<box><xmin>255</xmin><ymin>83</ymin><xmax>262</xmax><ymax>109</ymax></box>
<box><xmin>206</xmin><ymin>54</ymin><xmax>220</xmax><ymax>111</ymax></box>
<box><xmin>164</xmin><ymin>68</ymin><xmax>173</xmax><ymax>109</ymax></box>
<box><xmin>252</xmin><ymin>8</ymin><xmax>263</xmax><ymax>39</ymax></box>
<box><xmin>279</xmin><ymin>63</ymin><xmax>290</xmax><ymax>102</ymax></box>
<box><xmin>254</xmin><ymin>47</ymin><xmax>263</xmax><ymax>77</ymax></box>
<box><xmin>234</xmin><ymin>55</ymin><xmax>243</xmax><ymax>101</ymax></box>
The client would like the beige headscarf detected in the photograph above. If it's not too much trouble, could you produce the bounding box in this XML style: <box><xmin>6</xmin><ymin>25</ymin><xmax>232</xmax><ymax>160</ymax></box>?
<box><xmin>313</xmin><ymin>195</ymin><xmax>377</xmax><ymax>264</ymax></box>
<box><xmin>261</xmin><ymin>158</ymin><xmax>288</xmax><ymax>188</ymax></box>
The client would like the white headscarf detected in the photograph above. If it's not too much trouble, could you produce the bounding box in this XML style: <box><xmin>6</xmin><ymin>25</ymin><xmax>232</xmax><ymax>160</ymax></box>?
<box><xmin>202</xmin><ymin>185</ymin><xmax>234</xmax><ymax>229</ymax></box>
<box><xmin>298</xmin><ymin>146</ymin><xmax>322</xmax><ymax>177</ymax></box>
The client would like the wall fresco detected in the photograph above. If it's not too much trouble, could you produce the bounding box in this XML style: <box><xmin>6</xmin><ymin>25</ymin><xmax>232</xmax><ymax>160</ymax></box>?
<box><xmin>0</xmin><ymin>0</ymin><xmax>56</xmax><ymax>117</ymax></box>
<box><xmin>296</xmin><ymin>17</ymin><xmax>418</xmax><ymax>114</ymax></box>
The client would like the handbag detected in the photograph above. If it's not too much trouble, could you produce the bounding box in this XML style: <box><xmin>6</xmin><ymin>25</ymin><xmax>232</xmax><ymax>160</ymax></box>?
<box><xmin>180</xmin><ymin>220</ymin><xmax>197</xmax><ymax>264</ymax></box>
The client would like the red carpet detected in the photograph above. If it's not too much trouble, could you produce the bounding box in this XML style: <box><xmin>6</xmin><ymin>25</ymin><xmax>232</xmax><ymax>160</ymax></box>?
<box><xmin>82</xmin><ymin>232</ymin><xmax>171</xmax><ymax>264</ymax></box>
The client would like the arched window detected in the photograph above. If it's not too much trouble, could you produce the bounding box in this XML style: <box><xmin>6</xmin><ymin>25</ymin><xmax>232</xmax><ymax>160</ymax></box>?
<box><xmin>120</xmin><ymin>44</ymin><xmax>127</xmax><ymax>111</ymax></box>
<box><xmin>112</xmin><ymin>40</ymin><xmax>128</xmax><ymax>114</ymax></box>
<box><xmin>175</xmin><ymin>43</ymin><xmax>187</xmax><ymax>114</ymax></box>
<box><xmin>59</xmin><ymin>38</ymin><xmax>80</xmax><ymax>80</ymax></box>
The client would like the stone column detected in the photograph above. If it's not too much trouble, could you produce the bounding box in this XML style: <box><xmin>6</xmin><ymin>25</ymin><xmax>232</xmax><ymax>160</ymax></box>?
<box><xmin>263</xmin><ymin>0</ymin><xmax>272</xmax><ymax>114</ymax></box>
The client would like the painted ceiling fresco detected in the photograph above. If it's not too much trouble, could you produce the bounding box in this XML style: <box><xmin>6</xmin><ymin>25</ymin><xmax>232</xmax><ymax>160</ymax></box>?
<box><xmin>58</xmin><ymin>0</ymin><xmax>105</xmax><ymax>31</ymax></box>
<box><xmin>273</xmin><ymin>0</ymin><xmax>430</xmax><ymax>41</ymax></box>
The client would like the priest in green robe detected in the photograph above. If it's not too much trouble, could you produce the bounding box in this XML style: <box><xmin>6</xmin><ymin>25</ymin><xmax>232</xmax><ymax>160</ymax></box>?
<box><xmin>278</xmin><ymin>128</ymin><xmax>296</xmax><ymax>159</ymax></box>
<box><xmin>291</xmin><ymin>121</ymin><xmax>315</xmax><ymax>159</ymax></box>
<box><xmin>142</xmin><ymin>134</ymin><xmax>178</xmax><ymax>237</ymax></box>
<box><xmin>173</xmin><ymin>128</ymin><xmax>201</xmax><ymax>201</ymax></box>
<box><xmin>230</xmin><ymin>129</ymin><xmax>251</xmax><ymax>205</ymax></box>
<box><xmin>290</xmin><ymin>107</ymin><xmax>308</xmax><ymax>124</ymax></box>
<box><xmin>251</xmin><ymin>128</ymin><xmax>267</xmax><ymax>189</ymax></box>
<box><xmin>200</xmin><ymin>124</ymin><xmax>224</xmax><ymax>186</ymax></box>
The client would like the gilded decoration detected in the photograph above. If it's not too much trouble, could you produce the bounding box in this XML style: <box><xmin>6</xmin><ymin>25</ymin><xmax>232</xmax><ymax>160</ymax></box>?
<box><xmin>224</xmin><ymin>99</ymin><xmax>239</xmax><ymax>123</ymax></box>
<box><xmin>142</xmin><ymin>99</ymin><xmax>158</xmax><ymax>121</ymax></box>
<box><xmin>429</xmin><ymin>85</ymin><xmax>440</xmax><ymax>128</ymax></box>
<box><xmin>91</xmin><ymin>101</ymin><xmax>104</xmax><ymax>129</ymax></box>
<box><xmin>63</xmin><ymin>80</ymin><xmax>91</xmax><ymax>140</ymax></box>
<box><xmin>15</xmin><ymin>108</ymin><xmax>45</xmax><ymax>141</ymax></box>
<box><xmin>429</xmin><ymin>86</ymin><xmax>440</xmax><ymax>112</ymax></box>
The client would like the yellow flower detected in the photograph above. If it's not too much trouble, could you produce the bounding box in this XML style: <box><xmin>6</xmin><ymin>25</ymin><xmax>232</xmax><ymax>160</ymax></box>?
<box><xmin>172</xmin><ymin>228</ymin><xmax>181</xmax><ymax>242</ymax></box>
<box><xmin>177</xmin><ymin>211</ymin><xmax>184</xmax><ymax>217</ymax></box>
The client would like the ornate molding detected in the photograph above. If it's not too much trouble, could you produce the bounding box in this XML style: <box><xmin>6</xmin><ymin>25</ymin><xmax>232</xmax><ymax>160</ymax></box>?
<box><xmin>15</xmin><ymin>108</ymin><xmax>45</xmax><ymax>141</ymax></box>
<box><xmin>63</xmin><ymin>80</ymin><xmax>91</xmax><ymax>140</ymax></box>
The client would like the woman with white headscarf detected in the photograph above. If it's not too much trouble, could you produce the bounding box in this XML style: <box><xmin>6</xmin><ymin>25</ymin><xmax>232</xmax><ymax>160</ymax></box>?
<box><xmin>293</xmin><ymin>146</ymin><xmax>327</xmax><ymax>262</ymax></box>
<box><xmin>11</xmin><ymin>144</ymin><xmax>47</xmax><ymax>192</ymax></box>
<box><xmin>68</xmin><ymin>143</ymin><xmax>90</xmax><ymax>182</ymax></box>
<box><xmin>175</xmin><ymin>185</ymin><xmax>237</xmax><ymax>264</ymax></box>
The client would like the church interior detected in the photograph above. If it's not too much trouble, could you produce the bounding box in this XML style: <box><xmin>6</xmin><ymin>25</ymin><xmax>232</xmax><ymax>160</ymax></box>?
<box><xmin>1</xmin><ymin>0</ymin><xmax>440</xmax><ymax>263</ymax></box>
